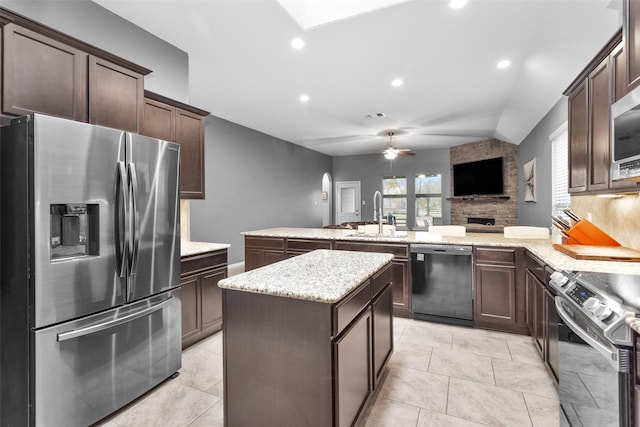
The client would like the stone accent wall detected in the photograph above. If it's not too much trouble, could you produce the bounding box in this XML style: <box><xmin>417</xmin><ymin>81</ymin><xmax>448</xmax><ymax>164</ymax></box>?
<box><xmin>450</xmin><ymin>138</ymin><xmax>518</xmax><ymax>226</ymax></box>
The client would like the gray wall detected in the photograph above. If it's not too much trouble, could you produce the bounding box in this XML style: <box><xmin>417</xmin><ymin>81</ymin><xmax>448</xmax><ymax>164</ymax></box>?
<box><xmin>333</xmin><ymin>148</ymin><xmax>451</xmax><ymax>227</ymax></box>
<box><xmin>2</xmin><ymin>0</ymin><xmax>190</xmax><ymax>102</ymax></box>
<box><xmin>517</xmin><ymin>96</ymin><xmax>568</xmax><ymax>227</ymax></box>
<box><xmin>190</xmin><ymin>116</ymin><xmax>333</xmax><ymax>264</ymax></box>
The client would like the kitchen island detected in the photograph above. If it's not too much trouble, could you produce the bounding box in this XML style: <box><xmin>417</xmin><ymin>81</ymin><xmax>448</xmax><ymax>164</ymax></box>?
<box><xmin>219</xmin><ymin>249</ymin><xmax>394</xmax><ymax>427</ymax></box>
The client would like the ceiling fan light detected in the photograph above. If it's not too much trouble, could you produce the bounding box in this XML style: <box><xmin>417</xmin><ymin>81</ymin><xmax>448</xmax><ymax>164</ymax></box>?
<box><xmin>384</xmin><ymin>151</ymin><xmax>398</xmax><ymax>160</ymax></box>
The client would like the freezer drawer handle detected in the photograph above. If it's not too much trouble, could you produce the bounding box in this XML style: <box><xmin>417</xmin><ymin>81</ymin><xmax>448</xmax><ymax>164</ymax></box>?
<box><xmin>56</xmin><ymin>297</ymin><xmax>173</xmax><ymax>342</ymax></box>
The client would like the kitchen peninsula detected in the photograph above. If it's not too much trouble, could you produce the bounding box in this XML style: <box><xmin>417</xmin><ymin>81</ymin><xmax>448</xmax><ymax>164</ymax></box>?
<box><xmin>219</xmin><ymin>249</ymin><xmax>394</xmax><ymax>427</ymax></box>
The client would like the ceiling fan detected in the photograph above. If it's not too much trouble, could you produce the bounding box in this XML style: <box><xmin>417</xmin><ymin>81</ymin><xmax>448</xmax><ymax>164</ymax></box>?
<box><xmin>381</xmin><ymin>131</ymin><xmax>415</xmax><ymax>159</ymax></box>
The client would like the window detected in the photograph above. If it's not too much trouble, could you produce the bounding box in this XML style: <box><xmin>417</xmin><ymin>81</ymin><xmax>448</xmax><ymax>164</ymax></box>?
<box><xmin>551</xmin><ymin>122</ymin><xmax>570</xmax><ymax>219</ymax></box>
<box><xmin>382</xmin><ymin>176</ymin><xmax>407</xmax><ymax>227</ymax></box>
<box><xmin>415</xmin><ymin>173</ymin><xmax>442</xmax><ymax>228</ymax></box>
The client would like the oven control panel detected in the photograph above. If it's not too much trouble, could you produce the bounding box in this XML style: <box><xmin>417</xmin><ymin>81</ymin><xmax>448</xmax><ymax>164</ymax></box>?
<box><xmin>566</xmin><ymin>284</ymin><xmax>595</xmax><ymax>306</ymax></box>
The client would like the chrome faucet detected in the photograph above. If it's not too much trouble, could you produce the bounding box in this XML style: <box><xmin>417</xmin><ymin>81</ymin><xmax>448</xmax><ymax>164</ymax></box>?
<box><xmin>373</xmin><ymin>191</ymin><xmax>383</xmax><ymax>235</ymax></box>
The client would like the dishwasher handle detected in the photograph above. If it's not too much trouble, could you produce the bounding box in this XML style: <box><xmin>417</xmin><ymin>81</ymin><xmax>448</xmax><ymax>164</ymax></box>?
<box><xmin>411</xmin><ymin>244</ymin><xmax>472</xmax><ymax>255</ymax></box>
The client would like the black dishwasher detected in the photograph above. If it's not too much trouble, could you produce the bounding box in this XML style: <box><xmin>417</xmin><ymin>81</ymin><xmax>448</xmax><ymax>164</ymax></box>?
<box><xmin>411</xmin><ymin>244</ymin><xmax>473</xmax><ymax>326</ymax></box>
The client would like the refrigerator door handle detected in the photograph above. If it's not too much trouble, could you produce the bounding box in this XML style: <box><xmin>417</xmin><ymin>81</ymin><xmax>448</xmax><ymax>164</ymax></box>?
<box><xmin>115</xmin><ymin>161</ymin><xmax>129</xmax><ymax>278</ymax></box>
<box><xmin>56</xmin><ymin>297</ymin><xmax>173</xmax><ymax>342</ymax></box>
<box><xmin>127</xmin><ymin>162</ymin><xmax>140</xmax><ymax>277</ymax></box>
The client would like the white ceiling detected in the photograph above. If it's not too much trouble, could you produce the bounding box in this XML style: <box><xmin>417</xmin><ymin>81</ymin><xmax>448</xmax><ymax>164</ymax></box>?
<box><xmin>94</xmin><ymin>0</ymin><xmax>622</xmax><ymax>157</ymax></box>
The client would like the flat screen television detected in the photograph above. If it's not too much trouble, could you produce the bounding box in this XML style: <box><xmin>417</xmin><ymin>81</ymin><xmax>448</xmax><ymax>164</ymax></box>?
<box><xmin>453</xmin><ymin>157</ymin><xmax>504</xmax><ymax>196</ymax></box>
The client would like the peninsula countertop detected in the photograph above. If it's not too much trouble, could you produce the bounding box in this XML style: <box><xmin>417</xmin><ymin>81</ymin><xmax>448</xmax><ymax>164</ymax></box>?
<box><xmin>218</xmin><ymin>249</ymin><xmax>394</xmax><ymax>303</ymax></box>
<box><xmin>243</xmin><ymin>227</ymin><xmax>640</xmax><ymax>276</ymax></box>
<box><xmin>181</xmin><ymin>241</ymin><xmax>230</xmax><ymax>257</ymax></box>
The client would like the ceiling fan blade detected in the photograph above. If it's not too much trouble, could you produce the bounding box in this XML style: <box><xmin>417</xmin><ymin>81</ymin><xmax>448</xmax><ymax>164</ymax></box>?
<box><xmin>397</xmin><ymin>151</ymin><xmax>415</xmax><ymax>156</ymax></box>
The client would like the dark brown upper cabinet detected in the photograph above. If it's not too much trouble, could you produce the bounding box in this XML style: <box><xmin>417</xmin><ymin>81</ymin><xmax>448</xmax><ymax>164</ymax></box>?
<box><xmin>567</xmin><ymin>80</ymin><xmax>588</xmax><ymax>193</ymax></box>
<box><xmin>624</xmin><ymin>0</ymin><xmax>640</xmax><ymax>91</ymax></box>
<box><xmin>588</xmin><ymin>57</ymin><xmax>611</xmax><ymax>192</ymax></box>
<box><xmin>565</xmin><ymin>31</ymin><xmax>638</xmax><ymax>195</ymax></box>
<box><xmin>1</xmin><ymin>23</ymin><xmax>87</xmax><ymax>121</ymax></box>
<box><xmin>141</xmin><ymin>91</ymin><xmax>209</xmax><ymax>199</ymax></box>
<box><xmin>1</xmin><ymin>8</ymin><xmax>151</xmax><ymax>129</ymax></box>
<box><xmin>89</xmin><ymin>56</ymin><xmax>143</xmax><ymax>133</ymax></box>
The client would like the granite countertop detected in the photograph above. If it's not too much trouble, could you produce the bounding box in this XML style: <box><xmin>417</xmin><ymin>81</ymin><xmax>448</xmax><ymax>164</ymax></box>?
<box><xmin>181</xmin><ymin>241</ymin><xmax>230</xmax><ymax>257</ymax></box>
<box><xmin>243</xmin><ymin>227</ymin><xmax>640</xmax><ymax>275</ymax></box>
<box><xmin>218</xmin><ymin>249</ymin><xmax>394</xmax><ymax>303</ymax></box>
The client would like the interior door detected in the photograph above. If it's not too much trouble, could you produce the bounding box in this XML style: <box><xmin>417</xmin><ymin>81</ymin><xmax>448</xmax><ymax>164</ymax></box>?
<box><xmin>335</xmin><ymin>181</ymin><xmax>361</xmax><ymax>224</ymax></box>
<box><xmin>126</xmin><ymin>133</ymin><xmax>181</xmax><ymax>302</ymax></box>
<box><xmin>33</xmin><ymin>114</ymin><xmax>127</xmax><ymax>328</ymax></box>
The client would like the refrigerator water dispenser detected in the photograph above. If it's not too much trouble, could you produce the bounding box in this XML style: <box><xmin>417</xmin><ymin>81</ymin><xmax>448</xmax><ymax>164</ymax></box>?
<box><xmin>50</xmin><ymin>204</ymin><xmax>99</xmax><ymax>260</ymax></box>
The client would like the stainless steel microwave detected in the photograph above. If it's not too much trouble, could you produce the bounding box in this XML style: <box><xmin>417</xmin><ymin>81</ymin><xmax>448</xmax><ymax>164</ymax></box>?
<box><xmin>611</xmin><ymin>87</ymin><xmax>640</xmax><ymax>181</ymax></box>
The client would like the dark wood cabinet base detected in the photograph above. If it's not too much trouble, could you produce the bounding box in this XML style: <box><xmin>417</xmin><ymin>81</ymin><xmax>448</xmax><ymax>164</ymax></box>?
<box><xmin>223</xmin><ymin>263</ymin><xmax>393</xmax><ymax>427</ymax></box>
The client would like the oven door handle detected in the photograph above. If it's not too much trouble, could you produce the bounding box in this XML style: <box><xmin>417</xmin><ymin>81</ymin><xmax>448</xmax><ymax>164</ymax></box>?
<box><xmin>554</xmin><ymin>297</ymin><xmax>621</xmax><ymax>371</ymax></box>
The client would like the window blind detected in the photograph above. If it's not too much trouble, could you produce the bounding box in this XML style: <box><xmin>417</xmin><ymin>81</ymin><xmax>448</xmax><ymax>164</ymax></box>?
<box><xmin>550</xmin><ymin>122</ymin><xmax>570</xmax><ymax>219</ymax></box>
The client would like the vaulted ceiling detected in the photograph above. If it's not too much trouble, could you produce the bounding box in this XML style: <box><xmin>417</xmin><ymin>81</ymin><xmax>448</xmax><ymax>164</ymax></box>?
<box><xmin>95</xmin><ymin>0</ymin><xmax>622</xmax><ymax>156</ymax></box>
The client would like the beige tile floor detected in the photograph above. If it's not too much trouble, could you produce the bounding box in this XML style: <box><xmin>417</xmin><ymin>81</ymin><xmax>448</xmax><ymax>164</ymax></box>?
<box><xmin>95</xmin><ymin>317</ymin><xmax>559</xmax><ymax>427</ymax></box>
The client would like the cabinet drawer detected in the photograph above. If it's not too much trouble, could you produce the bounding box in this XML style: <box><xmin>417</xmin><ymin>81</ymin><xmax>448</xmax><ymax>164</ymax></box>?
<box><xmin>333</xmin><ymin>281</ymin><xmax>371</xmax><ymax>337</ymax></box>
<box><xmin>245</xmin><ymin>236</ymin><xmax>285</xmax><ymax>250</ymax></box>
<box><xmin>371</xmin><ymin>263</ymin><xmax>393</xmax><ymax>298</ymax></box>
<box><xmin>181</xmin><ymin>251</ymin><xmax>227</xmax><ymax>276</ymax></box>
<box><xmin>334</xmin><ymin>241</ymin><xmax>409</xmax><ymax>259</ymax></box>
<box><xmin>286</xmin><ymin>238</ymin><xmax>332</xmax><ymax>251</ymax></box>
<box><xmin>475</xmin><ymin>247</ymin><xmax>516</xmax><ymax>265</ymax></box>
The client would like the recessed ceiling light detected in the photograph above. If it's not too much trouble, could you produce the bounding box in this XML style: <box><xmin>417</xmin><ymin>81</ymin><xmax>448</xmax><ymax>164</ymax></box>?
<box><xmin>450</xmin><ymin>0</ymin><xmax>468</xmax><ymax>9</ymax></box>
<box><xmin>299</xmin><ymin>94</ymin><xmax>310</xmax><ymax>103</ymax></box>
<box><xmin>291</xmin><ymin>38</ymin><xmax>305</xmax><ymax>50</ymax></box>
<box><xmin>497</xmin><ymin>59</ymin><xmax>511</xmax><ymax>69</ymax></box>
<box><xmin>391</xmin><ymin>78</ymin><xmax>404</xmax><ymax>87</ymax></box>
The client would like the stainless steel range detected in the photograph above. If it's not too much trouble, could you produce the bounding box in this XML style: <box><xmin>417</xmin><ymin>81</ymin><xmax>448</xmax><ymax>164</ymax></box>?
<box><xmin>550</xmin><ymin>270</ymin><xmax>640</xmax><ymax>427</ymax></box>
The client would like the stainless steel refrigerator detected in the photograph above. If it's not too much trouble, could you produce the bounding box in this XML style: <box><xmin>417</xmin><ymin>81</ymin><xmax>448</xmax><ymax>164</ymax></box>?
<box><xmin>1</xmin><ymin>114</ymin><xmax>182</xmax><ymax>426</ymax></box>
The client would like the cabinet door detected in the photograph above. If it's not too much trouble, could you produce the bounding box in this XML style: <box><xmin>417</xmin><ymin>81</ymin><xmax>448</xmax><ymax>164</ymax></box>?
<box><xmin>2</xmin><ymin>23</ymin><xmax>87</xmax><ymax>121</ymax></box>
<box><xmin>372</xmin><ymin>285</ymin><xmax>393</xmax><ymax>388</ymax></box>
<box><xmin>334</xmin><ymin>307</ymin><xmax>372</xmax><ymax>427</ymax></box>
<box><xmin>181</xmin><ymin>275</ymin><xmax>201</xmax><ymax>348</ymax></box>
<box><xmin>625</xmin><ymin>0</ymin><xmax>640</xmax><ymax>91</ymax></box>
<box><xmin>588</xmin><ymin>58</ymin><xmax>611</xmax><ymax>192</ymax></box>
<box><xmin>391</xmin><ymin>259</ymin><xmax>411</xmax><ymax>318</ymax></box>
<box><xmin>245</xmin><ymin>248</ymin><xmax>266</xmax><ymax>271</ymax></box>
<box><xmin>140</xmin><ymin>97</ymin><xmax>175</xmax><ymax>141</ymax></box>
<box><xmin>568</xmin><ymin>80</ymin><xmax>588</xmax><ymax>193</ymax></box>
<box><xmin>176</xmin><ymin>108</ymin><xmax>205</xmax><ymax>199</ymax></box>
<box><xmin>89</xmin><ymin>56</ymin><xmax>143</xmax><ymax>133</ymax></box>
<box><xmin>474</xmin><ymin>264</ymin><xmax>516</xmax><ymax>329</ymax></box>
<box><xmin>546</xmin><ymin>289</ymin><xmax>559</xmax><ymax>382</ymax></box>
<box><xmin>525</xmin><ymin>270</ymin><xmax>535</xmax><ymax>333</ymax></box>
<box><xmin>612</xmin><ymin>43</ymin><xmax>629</xmax><ymax>102</ymax></box>
<box><xmin>534</xmin><ymin>278</ymin><xmax>546</xmax><ymax>356</ymax></box>
<box><xmin>201</xmin><ymin>268</ymin><xmax>225</xmax><ymax>334</ymax></box>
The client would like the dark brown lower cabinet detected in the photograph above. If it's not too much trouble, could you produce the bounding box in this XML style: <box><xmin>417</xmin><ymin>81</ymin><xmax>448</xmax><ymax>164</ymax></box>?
<box><xmin>223</xmin><ymin>263</ymin><xmax>393</xmax><ymax>427</ymax></box>
<box><xmin>335</xmin><ymin>307</ymin><xmax>372</xmax><ymax>427</ymax></box>
<box><xmin>181</xmin><ymin>249</ymin><xmax>227</xmax><ymax>349</ymax></box>
<box><xmin>474</xmin><ymin>247</ymin><xmax>527</xmax><ymax>334</ymax></box>
<box><xmin>545</xmin><ymin>287</ymin><xmax>559</xmax><ymax>382</ymax></box>
<box><xmin>244</xmin><ymin>236</ymin><xmax>285</xmax><ymax>271</ymax></box>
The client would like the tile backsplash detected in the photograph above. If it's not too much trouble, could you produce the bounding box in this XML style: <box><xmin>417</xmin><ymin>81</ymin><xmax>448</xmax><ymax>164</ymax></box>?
<box><xmin>570</xmin><ymin>194</ymin><xmax>640</xmax><ymax>250</ymax></box>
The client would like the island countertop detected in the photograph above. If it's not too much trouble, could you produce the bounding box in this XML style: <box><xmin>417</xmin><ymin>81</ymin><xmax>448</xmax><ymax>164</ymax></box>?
<box><xmin>243</xmin><ymin>227</ymin><xmax>640</xmax><ymax>275</ymax></box>
<box><xmin>218</xmin><ymin>249</ymin><xmax>394</xmax><ymax>303</ymax></box>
